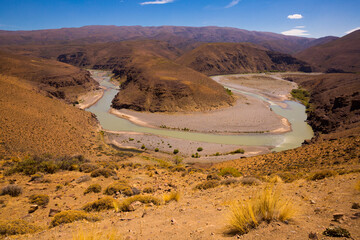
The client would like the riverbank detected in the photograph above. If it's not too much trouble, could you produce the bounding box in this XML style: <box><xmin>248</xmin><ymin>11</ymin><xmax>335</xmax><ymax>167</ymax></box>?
<box><xmin>106</xmin><ymin>131</ymin><xmax>271</xmax><ymax>163</ymax></box>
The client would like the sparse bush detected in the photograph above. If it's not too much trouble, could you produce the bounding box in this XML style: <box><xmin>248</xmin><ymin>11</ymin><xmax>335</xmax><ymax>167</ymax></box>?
<box><xmin>197</xmin><ymin>147</ymin><xmax>203</xmax><ymax>152</ymax></box>
<box><xmin>172</xmin><ymin>166</ymin><xmax>186</xmax><ymax>172</ymax></box>
<box><xmin>142</xmin><ymin>187</ymin><xmax>154</xmax><ymax>193</ymax></box>
<box><xmin>173</xmin><ymin>149</ymin><xmax>179</xmax><ymax>154</ymax></box>
<box><xmin>267</xmin><ymin>175</ymin><xmax>283</xmax><ymax>184</ymax></box>
<box><xmin>29</xmin><ymin>173</ymin><xmax>43</xmax><ymax>182</ymax></box>
<box><xmin>104</xmin><ymin>181</ymin><xmax>133</xmax><ymax>196</ymax></box>
<box><xmin>229</xmin><ymin>148</ymin><xmax>245</xmax><ymax>154</ymax></box>
<box><xmin>240</xmin><ymin>177</ymin><xmax>261</xmax><ymax>186</ymax></box>
<box><xmin>0</xmin><ymin>185</ymin><xmax>22</xmax><ymax>197</ymax></box>
<box><xmin>0</xmin><ymin>220</ymin><xmax>41</xmax><ymax>236</ymax></box>
<box><xmin>84</xmin><ymin>184</ymin><xmax>102</xmax><ymax>195</ymax></box>
<box><xmin>154</xmin><ymin>148</ymin><xmax>159</xmax><ymax>152</ymax></box>
<box><xmin>219</xmin><ymin>167</ymin><xmax>241</xmax><ymax>177</ymax></box>
<box><xmin>50</xmin><ymin>210</ymin><xmax>100</xmax><ymax>227</ymax></box>
<box><xmin>82</xmin><ymin>197</ymin><xmax>117</xmax><ymax>212</ymax></box>
<box><xmin>114</xmin><ymin>195</ymin><xmax>162</xmax><ymax>212</ymax></box>
<box><xmin>141</xmin><ymin>144</ymin><xmax>145</xmax><ymax>149</ymax></box>
<box><xmin>90</xmin><ymin>168</ymin><xmax>116</xmax><ymax>178</ymax></box>
<box><xmin>76</xmin><ymin>175</ymin><xmax>91</xmax><ymax>184</ymax></box>
<box><xmin>80</xmin><ymin>163</ymin><xmax>99</xmax><ymax>173</ymax></box>
<box><xmin>195</xmin><ymin>180</ymin><xmax>220</xmax><ymax>190</ymax></box>
<box><xmin>163</xmin><ymin>192</ymin><xmax>181</xmax><ymax>203</ymax></box>
<box><xmin>207</xmin><ymin>173</ymin><xmax>221</xmax><ymax>181</ymax></box>
<box><xmin>308</xmin><ymin>170</ymin><xmax>337</xmax><ymax>181</ymax></box>
<box><xmin>228</xmin><ymin>186</ymin><xmax>296</xmax><ymax>234</ymax></box>
<box><xmin>221</xmin><ymin>178</ymin><xmax>239</xmax><ymax>186</ymax></box>
<box><xmin>323</xmin><ymin>226</ymin><xmax>351</xmax><ymax>238</ymax></box>
<box><xmin>29</xmin><ymin>194</ymin><xmax>49</xmax><ymax>207</ymax></box>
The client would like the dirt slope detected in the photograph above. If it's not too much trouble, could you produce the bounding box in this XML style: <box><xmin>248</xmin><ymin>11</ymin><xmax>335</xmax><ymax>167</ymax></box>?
<box><xmin>0</xmin><ymin>51</ymin><xmax>99</xmax><ymax>103</ymax></box>
<box><xmin>295</xmin><ymin>30</ymin><xmax>360</xmax><ymax>72</ymax></box>
<box><xmin>0</xmin><ymin>74</ymin><xmax>100</xmax><ymax>158</ymax></box>
<box><xmin>177</xmin><ymin>43</ymin><xmax>312</xmax><ymax>76</ymax></box>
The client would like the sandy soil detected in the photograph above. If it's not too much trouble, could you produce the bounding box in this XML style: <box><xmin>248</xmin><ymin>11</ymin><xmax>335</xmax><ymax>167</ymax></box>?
<box><xmin>106</xmin><ymin>131</ymin><xmax>271</xmax><ymax>163</ymax></box>
<box><xmin>77</xmin><ymin>88</ymin><xmax>105</xmax><ymax>109</ymax></box>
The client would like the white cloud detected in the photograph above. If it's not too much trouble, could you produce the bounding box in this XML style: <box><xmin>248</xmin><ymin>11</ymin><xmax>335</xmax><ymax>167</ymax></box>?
<box><xmin>295</xmin><ymin>26</ymin><xmax>305</xmax><ymax>29</ymax></box>
<box><xmin>287</xmin><ymin>14</ymin><xmax>303</xmax><ymax>19</ymax></box>
<box><xmin>345</xmin><ymin>27</ymin><xmax>360</xmax><ymax>34</ymax></box>
<box><xmin>140</xmin><ymin>0</ymin><xmax>174</xmax><ymax>5</ymax></box>
<box><xmin>282</xmin><ymin>28</ymin><xmax>310</xmax><ymax>36</ymax></box>
<box><xmin>225</xmin><ymin>0</ymin><xmax>241</xmax><ymax>8</ymax></box>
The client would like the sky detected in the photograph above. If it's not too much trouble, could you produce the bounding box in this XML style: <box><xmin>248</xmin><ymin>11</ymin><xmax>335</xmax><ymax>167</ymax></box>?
<box><xmin>0</xmin><ymin>0</ymin><xmax>359</xmax><ymax>38</ymax></box>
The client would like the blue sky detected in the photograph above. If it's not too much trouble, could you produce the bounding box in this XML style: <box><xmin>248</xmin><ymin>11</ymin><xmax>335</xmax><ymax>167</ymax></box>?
<box><xmin>0</xmin><ymin>0</ymin><xmax>359</xmax><ymax>38</ymax></box>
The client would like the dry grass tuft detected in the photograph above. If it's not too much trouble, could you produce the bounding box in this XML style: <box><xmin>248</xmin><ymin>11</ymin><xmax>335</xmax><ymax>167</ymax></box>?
<box><xmin>50</xmin><ymin>210</ymin><xmax>100</xmax><ymax>227</ymax></box>
<box><xmin>29</xmin><ymin>194</ymin><xmax>49</xmax><ymax>207</ymax></box>
<box><xmin>308</xmin><ymin>170</ymin><xmax>337</xmax><ymax>181</ymax></box>
<box><xmin>114</xmin><ymin>195</ymin><xmax>162</xmax><ymax>212</ymax></box>
<box><xmin>219</xmin><ymin>167</ymin><xmax>241</xmax><ymax>177</ymax></box>
<box><xmin>267</xmin><ymin>175</ymin><xmax>283</xmax><ymax>184</ymax></box>
<box><xmin>73</xmin><ymin>227</ymin><xmax>121</xmax><ymax>240</ymax></box>
<box><xmin>355</xmin><ymin>180</ymin><xmax>360</xmax><ymax>192</ymax></box>
<box><xmin>163</xmin><ymin>192</ymin><xmax>181</xmax><ymax>203</ymax></box>
<box><xmin>195</xmin><ymin>180</ymin><xmax>220</xmax><ymax>190</ymax></box>
<box><xmin>82</xmin><ymin>197</ymin><xmax>117</xmax><ymax>212</ymax></box>
<box><xmin>0</xmin><ymin>220</ymin><xmax>42</xmax><ymax>236</ymax></box>
<box><xmin>84</xmin><ymin>184</ymin><xmax>102</xmax><ymax>195</ymax></box>
<box><xmin>240</xmin><ymin>176</ymin><xmax>261</xmax><ymax>186</ymax></box>
<box><xmin>0</xmin><ymin>185</ymin><xmax>22</xmax><ymax>197</ymax></box>
<box><xmin>227</xmin><ymin>186</ymin><xmax>296</xmax><ymax>235</ymax></box>
<box><xmin>104</xmin><ymin>181</ymin><xmax>133</xmax><ymax>196</ymax></box>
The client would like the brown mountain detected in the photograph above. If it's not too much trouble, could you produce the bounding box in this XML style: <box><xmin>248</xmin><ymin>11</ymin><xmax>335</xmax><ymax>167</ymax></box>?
<box><xmin>0</xmin><ymin>51</ymin><xmax>99</xmax><ymax>103</ymax></box>
<box><xmin>0</xmin><ymin>25</ymin><xmax>336</xmax><ymax>54</ymax></box>
<box><xmin>177</xmin><ymin>42</ymin><xmax>312</xmax><ymax>76</ymax></box>
<box><xmin>296</xmin><ymin>30</ymin><xmax>360</xmax><ymax>72</ymax></box>
<box><xmin>55</xmin><ymin>40</ymin><xmax>234</xmax><ymax>112</ymax></box>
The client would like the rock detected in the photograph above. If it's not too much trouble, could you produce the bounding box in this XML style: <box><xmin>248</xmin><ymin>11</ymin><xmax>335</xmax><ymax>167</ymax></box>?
<box><xmin>308</xmin><ymin>232</ymin><xmax>318</xmax><ymax>239</ymax></box>
<box><xmin>28</xmin><ymin>205</ymin><xmax>38</xmax><ymax>213</ymax></box>
<box><xmin>310</xmin><ymin>200</ymin><xmax>316</xmax><ymax>204</ymax></box>
<box><xmin>131</xmin><ymin>187</ymin><xmax>141</xmax><ymax>195</ymax></box>
<box><xmin>333</xmin><ymin>213</ymin><xmax>345</xmax><ymax>222</ymax></box>
<box><xmin>130</xmin><ymin>201</ymin><xmax>142</xmax><ymax>210</ymax></box>
<box><xmin>323</xmin><ymin>226</ymin><xmax>351</xmax><ymax>238</ymax></box>
<box><xmin>171</xmin><ymin>218</ymin><xmax>177</xmax><ymax>225</ymax></box>
<box><xmin>351</xmin><ymin>202</ymin><xmax>360</xmax><ymax>209</ymax></box>
<box><xmin>76</xmin><ymin>175</ymin><xmax>91</xmax><ymax>184</ymax></box>
<box><xmin>314</xmin><ymin>208</ymin><xmax>321</xmax><ymax>214</ymax></box>
<box><xmin>49</xmin><ymin>209</ymin><xmax>61</xmax><ymax>217</ymax></box>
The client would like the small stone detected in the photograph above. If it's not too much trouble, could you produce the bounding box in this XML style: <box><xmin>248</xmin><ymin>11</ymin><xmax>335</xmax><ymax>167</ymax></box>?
<box><xmin>310</xmin><ymin>200</ymin><xmax>316</xmax><ymax>204</ymax></box>
<box><xmin>351</xmin><ymin>202</ymin><xmax>360</xmax><ymax>209</ymax></box>
<box><xmin>308</xmin><ymin>232</ymin><xmax>318</xmax><ymax>239</ymax></box>
<box><xmin>333</xmin><ymin>213</ymin><xmax>345</xmax><ymax>222</ymax></box>
<box><xmin>314</xmin><ymin>208</ymin><xmax>321</xmax><ymax>214</ymax></box>
<box><xmin>130</xmin><ymin>201</ymin><xmax>142</xmax><ymax>210</ymax></box>
<box><xmin>171</xmin><ymin>218</ymin><xmax>177</xmax><ymax>225</ymax></box>
<box><xmin>28</xmin><ymin>205</ymin><xmax>38</xmax><ymax>213</ymax></box>
<box><xmin>49</xmin><ymin>208</ymin><xmax>61</xmax><ymax>217</ymax></box>
<box><xmin>217</xmin><ymin>207</ymin><xmax>222</xmax><ymax>211</ymax></box>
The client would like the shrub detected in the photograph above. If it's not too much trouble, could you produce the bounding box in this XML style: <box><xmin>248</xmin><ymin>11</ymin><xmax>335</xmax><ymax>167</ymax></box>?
<box><xmin>219</xmin><ymin>167</ymin><xmax>241</xmax><ymax>177</ymax></box>
<box><xmin>163</xmin><ymin>192</ymin><xmax>181</xmax><ymax>203</ymax></box>
<box><xmin>308</xmin><ymin>170</ymin><xmax>337</xmax><ymax>181</ymax></box>
<box><xmin>229</xmin><ymin>148</ymin><xmax>245</xmax><ymax>154</ymax></box>
<box><xmin>29</xmin><ymin>194</ymin><xmax>49</xmax><ymax>207</ymax></box>
<box><xmin>50</xmin><ymin>210</ymin><xmax>100</xmax><ymax>227</ymax></box>
<box><xmin>80</xmin><ymin>163</ymin><xmax>99</xmax><ymax>173</ymax></box>
<box><xmin>323</xmin><ymin>226</ymin><xmax>351</xmax><ymax>238</ymax></box>
<box><xmin>90</xmin><ymin>168</ymin><xmax>116</xmax><ymax>178</ymax></box>
<box><xmin>240</xmin><ymin>177</ymin><xmax>261</xmax><ymax>186</ymax></box>
<box><xmin>207</xmin><ymin>173</ymin><xmax>221</xmax><ymax>181</ymax></box>
<box><xmin>141</xmin><ymin>145</ymin><xmax>145</xmax><ymax>149</ymax></box>
<box><xmin>104</xmin><ymin>181</ymin><xmax>133</xmax><ymax>196</ymax></box>
<box><xmin>84</xmin><ymin>184</ymin><xmax>102</xmax><ymax>195</ymax></box>
<box><xmin>142</xmin><ymin>187</ymin><xmax>154</xmax><ymax>193</ymax></box>
<box><xmin>195</xmin><ymin>180</ymin><xmax>220</xmax><ymax>190</ymax></box>
<box><xmin>154</xmin><ymin>148</ymin><xmax>159</xmax><ymax>152</ymax></box>
<box><xmin>197</xmin><ymin>147</ymin><xmax>203</xmax><ymax>152</ymax></box>
<box><xmin>82</xmin><ymin>197</ymin><xmax>117</xmax><ymax>212</ymax></box>
<box><xmin>267</xmin><ymin>175</ymin><xmax>283</xmax><ymax>184</ymax></box>
<box><xmin>0</xmin><ymin>185</ymin><xmax>22</xmax><ymax>197</ymax></box>
<box><xmin>173</xmin><ymin>149</ymin><xmax>179</xmax><ymax>154</ymax></box>
<box><xmin>114</xmin><ymin>195</ymin><xmax>162</xmax><ymax>212</ymax></box>
<box><xmin>228</xmin><ymin>186</ymin><xmax>296</xmax><ymax>234</ymax></box>
<box><xmin>221</xmin><ymin>178</ymin><xmax>239</xmax><ymax>186</ymax></box>
<box><xmin>0</xmin><ymin>220</ymin><xmax>41</xmax><ymax>236</ymax></box>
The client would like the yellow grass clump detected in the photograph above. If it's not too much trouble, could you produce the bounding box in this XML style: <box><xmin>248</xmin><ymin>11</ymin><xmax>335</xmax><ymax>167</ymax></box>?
<box><xmin>163</xmin><ymin>191</ymin><xmax>181</xmax><ymax>203</ymax></box>
<box><xmin>114</xmin><ymin>195</ymin><xmax>162</xmax><ymax>212</ymax></box>
<box><xmin>0</xmin><ymin>220</ymin><xmax>42</xmax><ymax>236</ymax></box>
<box><xmin>50</xmin><ymin>210</ymin><xmax>100</xmax><ymax>227</ymax></box>
<box><xmin>355</xmin><ymin>180</ymin><xmax>360</xmax><ymax>192</ymax></box>
<box><xmin>73</xmin><ymin>227</ymin><xmax>121</xmax><ymax>240</ymax></box>
<box><xmin>228</xmin><ymin>186</ymin><xmax>296</xmax><ymax>235</ymax></box>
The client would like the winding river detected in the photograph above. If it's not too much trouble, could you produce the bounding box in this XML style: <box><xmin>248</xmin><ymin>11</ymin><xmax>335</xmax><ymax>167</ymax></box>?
<box><xmin>86</xmin><ymin>71</ymin><xmax>313</xmax><ymax>152</ymax></box>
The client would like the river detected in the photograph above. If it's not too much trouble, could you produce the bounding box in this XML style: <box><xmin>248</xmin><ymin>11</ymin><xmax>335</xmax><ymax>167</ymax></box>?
<box><xmin>86</xmin><ymin>70</ymin><xmax>313</xmax><ymax>152</ymax></box>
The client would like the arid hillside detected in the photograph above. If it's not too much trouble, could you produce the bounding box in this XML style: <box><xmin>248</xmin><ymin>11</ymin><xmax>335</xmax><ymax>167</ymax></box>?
<box><xmin>285</xmin><ymin>73</ymin><xmax>360</xmax><ymax>139</ymax></box>
<box><xmin>296</xmin><ymin>30</ymin><xmax>360</xmax><ymax>72</ymax></box>
<box><xmin>0</xmin><ymin>74</ymin><xmax>101</xmax><ymax>158</ymax></box>
<box><xmin>0</xmin><ymin>25</ymin><xmax>337</xmax><ymax>54</ymax></box>
<box><xmin>177</xmin><ymin>43</ymin><xmax>312</xmax><ymax>76</ymax></box>
<box><xmin>0</xmin><ymin>51</ymin><xmax>99</xmax><ymax>103</ymax></box>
